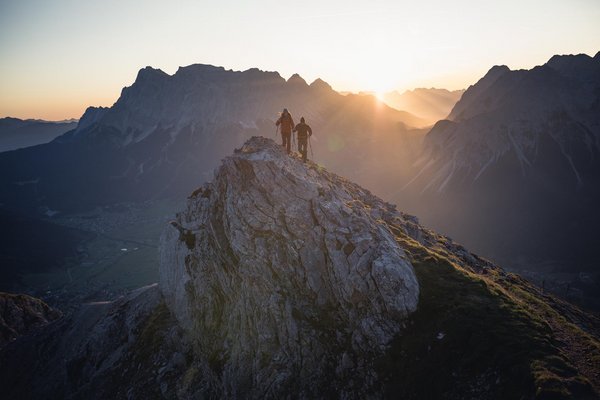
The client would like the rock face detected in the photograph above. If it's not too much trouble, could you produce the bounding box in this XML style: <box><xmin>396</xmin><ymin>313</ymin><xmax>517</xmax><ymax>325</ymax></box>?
<box><xmin>0</xmin><ymin>292</ymin><xmax>61</xmax><ymax>347</ymax></box>
<box><xmin>160</xmin><ymin>136</ymin><xmax>419</xmax><ymax>397</ymax></box>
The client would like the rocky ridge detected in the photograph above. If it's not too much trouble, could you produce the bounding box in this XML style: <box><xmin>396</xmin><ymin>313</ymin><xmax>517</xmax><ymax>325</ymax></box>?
<box><xmin>160</xmin><ymin>136</ymin><xmax>420</xmax><ymax>397</ymax></box>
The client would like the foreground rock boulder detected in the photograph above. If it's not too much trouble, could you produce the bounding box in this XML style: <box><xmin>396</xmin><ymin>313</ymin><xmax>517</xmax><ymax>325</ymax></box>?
<box><xmin>160</xmin><ymin>136</ymin><xmax>420</xmax><ymax>397</ymax></box>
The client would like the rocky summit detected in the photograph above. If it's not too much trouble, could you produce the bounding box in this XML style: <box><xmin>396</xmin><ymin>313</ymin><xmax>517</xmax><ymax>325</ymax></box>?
<box><xmin>160</xmin><ymin>136</ymin><xmax>420</xmax><ymax>398</ymax></box>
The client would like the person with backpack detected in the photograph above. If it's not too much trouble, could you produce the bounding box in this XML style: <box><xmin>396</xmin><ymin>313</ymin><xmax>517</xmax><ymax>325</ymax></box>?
<box><xmin>276</xmin><ymin>108</ymin><xmax>295</xmax><ymax>154</ymax></box>
<box><xmin>293</xmin><ymin>116</ymin><xmax>313</xmax><ymax>162</ymax></box>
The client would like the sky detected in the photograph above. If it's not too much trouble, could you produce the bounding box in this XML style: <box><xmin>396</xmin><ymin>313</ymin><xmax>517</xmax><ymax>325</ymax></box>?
<box><xmin>1</xmin><ymin>0</ymin><xmax>599</xmax><ymax>120</ymax></box>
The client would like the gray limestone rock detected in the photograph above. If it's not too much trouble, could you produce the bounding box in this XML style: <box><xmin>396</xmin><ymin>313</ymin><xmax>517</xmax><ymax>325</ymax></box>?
<box><xmin>160</xmin><ymin>136</ymin><xmax>419</xmax><ymax>398</ymax></box>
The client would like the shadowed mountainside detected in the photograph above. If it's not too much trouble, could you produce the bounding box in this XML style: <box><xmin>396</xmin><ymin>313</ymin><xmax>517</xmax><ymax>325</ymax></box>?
<box><xmin>394</xmin><ymin>53</ymin><xmax>600</xmax><ymax>309</ymax></box>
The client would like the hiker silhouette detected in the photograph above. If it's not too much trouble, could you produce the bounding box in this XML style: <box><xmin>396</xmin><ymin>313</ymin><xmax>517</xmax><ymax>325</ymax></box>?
<box><xmin>293</xmin><ymin>117</ymin><xmax>313</xmax><ymax>162</ymax></box>
<box><xmin>276</xmin><ymin>108</ymin><xmax>295</xmax><ymax>154</ymax></box>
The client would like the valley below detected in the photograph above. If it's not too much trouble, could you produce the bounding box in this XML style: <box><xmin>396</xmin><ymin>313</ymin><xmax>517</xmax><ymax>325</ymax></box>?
<box><xmin>3</xmin><ymin>199</ymin><xmax>181</xmax><ymax>313</ymax></box>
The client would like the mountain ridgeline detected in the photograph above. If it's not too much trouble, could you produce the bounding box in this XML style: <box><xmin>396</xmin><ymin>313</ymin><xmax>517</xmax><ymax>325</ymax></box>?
<box><xmin>0</xmin><ymin>65</ymin><xmax>424</xmax><ymax>214</ymax></box>
<box><xmin>0</xmin><ymin>117</ymin><xmax>78</xmax><ymax>152</ymax></box>
<box><xmin>383</xmin><ymin>88</ymin><xmax>465</xmax><ymax>126</ymax></box>
<box><xmin>395</xmin><ymin>52</ymin><xmax>600</xmax><ymax>306</ymax></box>
<box><xmin>1</xmin><ymin>138</ymin><xmax>598</xmax><ymax>399</ymax></box>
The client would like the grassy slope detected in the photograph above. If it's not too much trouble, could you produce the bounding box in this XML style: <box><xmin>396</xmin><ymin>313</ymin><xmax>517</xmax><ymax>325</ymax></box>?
<box><xmin>379</xmin><ymin>229</ymin><xmax>600</xmax><ymax>400</ymax></box>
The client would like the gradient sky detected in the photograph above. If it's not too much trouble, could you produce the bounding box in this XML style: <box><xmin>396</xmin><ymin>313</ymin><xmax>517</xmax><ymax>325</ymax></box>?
<box><xmin>1</xmin><ymin>0</ymin><xmax>599</xmax><ymax>120</ymax></box>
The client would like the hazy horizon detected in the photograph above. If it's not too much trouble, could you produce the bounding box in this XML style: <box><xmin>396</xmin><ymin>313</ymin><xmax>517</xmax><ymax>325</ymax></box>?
<box><xmin>1</xmin><ymin>0</ymin><xmax>599</xmax><ymax>120</ymax></box>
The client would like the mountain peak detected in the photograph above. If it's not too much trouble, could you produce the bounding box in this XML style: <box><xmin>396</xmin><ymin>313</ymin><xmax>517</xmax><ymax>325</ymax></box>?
<box><xmin>547</xmin><ymin>52</ymin><xmax>593</xmax><ymax>64</ymax></box>
<box><xmin>484</xmin><ymin>64</ymin><xmax>511</xmax><ymax>78</ymax></box>
<box><xmin>160</xmin><ymin>136</ymin><xmax>419</xmax><ymax>397</ymax></box>
<box><xmin>287</xmin><ymin>73</ymin><xmax>308</xmax><ymax>86</ymax></box>
<box><xmin>71</xmin><ymin>106</ymin><xmax>109</xmax><ymax>137</ymax></box>
<box><xmin>545</xmin><ymin>52</ymin><xmax>600</xmax><ymax>80</ymax></box>
<box><xmin>174</xmin><ymin>63</ymin><xmax>226</xmax><ymax>77</ymax></box>
<box><xmin>134</xmin><ymin>66</ymin><xmax>169</xmax><ymax>83</ymax></box>
<box><xmin>309</xmin><ymin>77</ymin><xmax>333</xmax><ymax>91</ymax></box>
<box><xmin>447</xmin><ymin>65</ymin><xmax>510</xmax><ymax>120</ymax></box>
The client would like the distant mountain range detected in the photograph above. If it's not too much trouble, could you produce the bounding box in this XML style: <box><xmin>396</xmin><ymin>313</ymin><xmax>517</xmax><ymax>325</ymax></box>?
<box><xmin>383</xmin><ymin>88</ymin><xmax>464</xmax><ymax>126</ymax></box>
<box><xmin>0</xmin><ymin>117</ymin><xmax>78</xmax><ymax>152</ymax></box>
<box><xmin>0</xmin><ymin>65</ymin><xmax>426</xmax><ymax>214</ymax></box>
<box><xmin>395</xmin><ymin>52</ymin><xmax>600</xmax><ymax>307</ymax></box>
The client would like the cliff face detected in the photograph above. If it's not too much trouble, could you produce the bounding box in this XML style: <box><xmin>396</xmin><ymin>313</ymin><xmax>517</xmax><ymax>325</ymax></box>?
<box><xmin>160</xmin><ymin>136</ymin><xmax>419</xmax><ymax>397</ymax></box>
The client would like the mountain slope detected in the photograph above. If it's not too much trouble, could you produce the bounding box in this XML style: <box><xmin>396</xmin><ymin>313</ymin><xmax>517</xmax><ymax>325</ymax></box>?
<box><xmin>383</xmin><ymin>88</ymin><xmax>465</xmax><ymax>125</ymax></box>
<box><xmin>0</xmin><ymin>117</ymin><xmax>78</xmax><ymax>152</ymax></box>
<box><xmin>0</xmin><ymin>137</ymin><xmax>598</xmax><ymax>398</ymax></box>
<box><xmin>0</xmin><ymin>65</ymin><xmax>425</xmax><ymax>215</ymax></box>
<box><xmin>396</xmin><ymin>53</ymin><xmax>600</xmax><ymax>309</ymax></box>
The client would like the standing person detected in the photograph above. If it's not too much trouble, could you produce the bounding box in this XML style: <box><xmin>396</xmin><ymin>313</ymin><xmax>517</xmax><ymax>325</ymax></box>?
<box><xmin>276</xmin><ymin>108</ymin><xmax>295</xmax><ymax>154</ymax></box>
<box><xmin>293</xmin><ymin>116</ymin><xmax>313</xmax><ymax>162</ymax></box>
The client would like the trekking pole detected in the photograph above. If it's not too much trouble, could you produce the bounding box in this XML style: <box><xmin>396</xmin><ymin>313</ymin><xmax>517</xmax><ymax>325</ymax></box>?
<box><xmin>309</xmin><ymin>135</ymin><xmax>314</xmax><ymax>161</ymax></box>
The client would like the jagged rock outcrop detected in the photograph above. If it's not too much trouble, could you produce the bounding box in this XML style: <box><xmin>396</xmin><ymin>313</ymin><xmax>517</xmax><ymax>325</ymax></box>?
<box><xmin>0</xmin><ymin>292</ymin><xmax>61</xmax><ymax>347</ymax></box>
<box><xmin>160</xmin><ymin>136</ymin><xmax>419</xmax><ymax>397</ymax></box>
